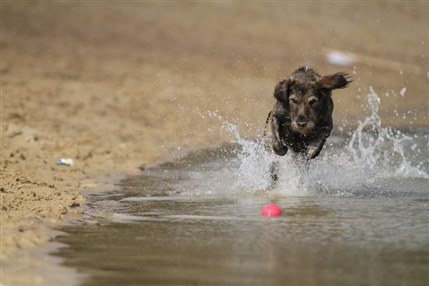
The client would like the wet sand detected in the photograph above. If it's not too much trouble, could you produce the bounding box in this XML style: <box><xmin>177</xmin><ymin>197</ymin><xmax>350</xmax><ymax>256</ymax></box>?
<box><xmin>1</xmin><ymin>2</ymin><xmax>428</xmax><ymax>285</ymax></box>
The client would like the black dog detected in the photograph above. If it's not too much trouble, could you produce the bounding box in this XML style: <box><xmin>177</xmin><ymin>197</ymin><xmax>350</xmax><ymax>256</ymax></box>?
<box><xmin>265</xmin><ymin>67</ymin><xmax>351</xmax><ymax>179</ymax></box>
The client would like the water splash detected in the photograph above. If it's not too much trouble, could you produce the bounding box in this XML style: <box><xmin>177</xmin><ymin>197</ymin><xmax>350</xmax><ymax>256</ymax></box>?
<box><xmin>142</xmin><ymin>88</ymin><xmax>427</xmax><ymax>199</ymax></box>
<box><xmin>227</xmin><ymin>87</ymin><xmax>428</xmax><ymax>197</ymax></box>
<box><xmin>223</xmin><ymin>123</ymin><xmax>274</xmax><ymax>191</ymax></box>
<box><xmin>345</xmin><ymin>87</ymin><xmax>427</xmax><ymax>179</ymax></box>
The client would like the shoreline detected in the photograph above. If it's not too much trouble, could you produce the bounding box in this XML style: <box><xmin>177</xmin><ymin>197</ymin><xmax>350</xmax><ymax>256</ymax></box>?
<box><xmin>2</xmin><ymin>119</ymin><xmax>428</xmax><ymax>286</ymax></box>
<box><xmin>0</xmin><ymin>130</ymin><xmax>155</xmax><ymax>286</ymax></box>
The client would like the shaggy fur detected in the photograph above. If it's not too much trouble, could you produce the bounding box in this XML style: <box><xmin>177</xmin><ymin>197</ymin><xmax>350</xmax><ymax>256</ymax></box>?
<box><xmin>265</xmin><ymin>67</ymin><xmax>351</xmax><ymax>161</ymax></box>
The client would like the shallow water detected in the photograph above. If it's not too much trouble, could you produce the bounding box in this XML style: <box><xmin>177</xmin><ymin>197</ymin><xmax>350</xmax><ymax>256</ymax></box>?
<box><xmin>56</xmin><ymin>91</ymin><xmax>429</xmax><ymax>285</ymax></box>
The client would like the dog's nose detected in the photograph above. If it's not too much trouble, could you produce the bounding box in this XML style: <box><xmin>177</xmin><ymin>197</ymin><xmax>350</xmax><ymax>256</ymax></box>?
<box><xmin>296</xmin><ymin>120</ymin><xmax>308</xmax><ymax>127</ymax></box>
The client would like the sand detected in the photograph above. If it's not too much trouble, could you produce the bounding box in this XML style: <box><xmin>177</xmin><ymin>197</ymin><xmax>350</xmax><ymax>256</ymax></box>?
<box><xmin>1</xmin><ymin>2</ymin><xmax>428</xmax><ymax>285</ymax></box>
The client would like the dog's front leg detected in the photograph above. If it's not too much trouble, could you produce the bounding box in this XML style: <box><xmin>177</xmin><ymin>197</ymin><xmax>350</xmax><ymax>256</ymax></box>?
<box><xmin>306</xmin><ymin>126</ymin><xmax>331</xmax><ymax>160</ymax></box>
<box><xmin>306</xmin><ymin>138</ymin><xmax>325</xmax><ymax>160</ymax></box>
<box><xmin>271</xmin><ymin>116</ymin><xmax>288</xmax><ymax>156</ymax></box>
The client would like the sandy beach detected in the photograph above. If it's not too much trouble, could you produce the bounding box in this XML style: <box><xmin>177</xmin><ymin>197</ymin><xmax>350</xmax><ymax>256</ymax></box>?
<box><xmin>1</xmin><ymin>2</ymin><xmax>428</xmax><ymax>285</ymax></box>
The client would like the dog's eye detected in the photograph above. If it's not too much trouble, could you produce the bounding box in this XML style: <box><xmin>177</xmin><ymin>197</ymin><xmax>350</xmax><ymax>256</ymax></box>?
<box><xmin>308</xmin><ymin>97</ymin><xmax>318</xmax><ymax>105</ymax></box>
<box><xmin>289</xmin><ymin>97</ymin><xmax>298</xmax><ymax>104</ymax></box>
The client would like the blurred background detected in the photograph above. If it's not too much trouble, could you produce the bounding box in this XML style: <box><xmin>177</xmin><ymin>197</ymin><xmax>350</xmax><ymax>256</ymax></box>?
<box><xmin>3</xmin><ymin>1</ymin><xmax>428</xmax><ymax>159</ymax></box>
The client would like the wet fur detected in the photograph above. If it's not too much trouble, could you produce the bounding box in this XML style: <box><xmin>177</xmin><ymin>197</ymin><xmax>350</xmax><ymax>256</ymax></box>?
<box><xmin>265</xmin><ymin>67</ymin><xmax>351</xmax><ymax>162</ymax></box>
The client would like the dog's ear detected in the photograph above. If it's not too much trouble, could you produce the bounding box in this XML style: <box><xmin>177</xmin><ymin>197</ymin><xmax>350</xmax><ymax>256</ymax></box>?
<box><xmin>274</xmin><ymin>79</ymin><xmax>294</xmax><ymax>102</ymax></box>
<box><xmin>317</xmin><ymin>72</ymin><xmax>351</xmax><ymax>90</ymax></box>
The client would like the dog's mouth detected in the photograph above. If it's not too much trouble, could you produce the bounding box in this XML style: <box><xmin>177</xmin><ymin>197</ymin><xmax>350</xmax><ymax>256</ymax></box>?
<box><xmin>291</xmin><ymin>121</ymin><xmax>315</xmax><ymax>135</ymax></box>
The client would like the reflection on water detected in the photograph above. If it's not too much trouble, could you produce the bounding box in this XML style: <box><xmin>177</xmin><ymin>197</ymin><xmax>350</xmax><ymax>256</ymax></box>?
<box><xmin>58</xmin><ymin>192</ymin><xmax>429</xmax><ymax>286</ymax></box>
<box><xmin>56</xmin><ymin>90</ymin><xmax>429</xmax><ymax>285</ymax></box>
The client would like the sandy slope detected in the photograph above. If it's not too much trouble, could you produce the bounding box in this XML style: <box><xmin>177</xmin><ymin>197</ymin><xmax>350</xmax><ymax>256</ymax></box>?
<box><xmin>1</xmin><ymin>2</ymin><xmax>428</xmax><ymax>285</ymax></box>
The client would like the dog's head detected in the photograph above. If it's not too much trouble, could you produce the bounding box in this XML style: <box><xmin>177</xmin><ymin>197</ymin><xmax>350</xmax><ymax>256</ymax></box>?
<box><xmin>274</xmin><ymin>68</ymin><xmax>351</xmax><ymax>135</ymax></box>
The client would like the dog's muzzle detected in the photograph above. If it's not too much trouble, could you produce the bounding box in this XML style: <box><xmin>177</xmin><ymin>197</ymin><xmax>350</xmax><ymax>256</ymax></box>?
<box><xmin>291</xmin><ymin>120</ymin><xmax>315</xmax><ymax>134</ymax></box>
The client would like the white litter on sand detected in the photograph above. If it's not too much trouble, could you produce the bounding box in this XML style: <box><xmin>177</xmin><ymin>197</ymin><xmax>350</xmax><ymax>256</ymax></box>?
<box><xmin>326</xmin><ymin>51</ymin><xmax>355</xmax><ymax>66</ymax></box>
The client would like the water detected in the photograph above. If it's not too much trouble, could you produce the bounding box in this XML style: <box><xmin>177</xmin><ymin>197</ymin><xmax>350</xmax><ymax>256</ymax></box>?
<box><xmin>56</xmin><ymin>89</ymin><xmax>429</xmax><ymax>286</ymax></box>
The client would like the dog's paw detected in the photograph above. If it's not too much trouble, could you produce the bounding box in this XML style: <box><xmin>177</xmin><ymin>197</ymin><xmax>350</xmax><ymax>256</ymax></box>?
<box><xmin>273</xmin><ymin>142</ymin><xmax>287</xmax><ymax>156</ymax></box>
<box><xmin>306</xmin><ymin>147</ymin><xmax>318</xmax><ymax>160</ymax></box>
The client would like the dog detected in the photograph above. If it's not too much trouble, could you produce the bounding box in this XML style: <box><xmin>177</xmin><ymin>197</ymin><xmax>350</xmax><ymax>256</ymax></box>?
<box><xmin>264</xmin><ymin>67</ymin><xmax>351</xmax><ymax>179</ymax></box>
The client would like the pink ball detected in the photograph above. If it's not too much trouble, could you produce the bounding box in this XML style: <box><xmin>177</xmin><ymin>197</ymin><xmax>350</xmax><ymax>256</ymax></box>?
<box><xmin>261</xmin><ymin>203</ymin><xmax>282</xmax><ymax>217</ymax></box>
